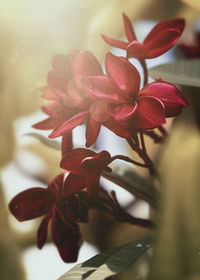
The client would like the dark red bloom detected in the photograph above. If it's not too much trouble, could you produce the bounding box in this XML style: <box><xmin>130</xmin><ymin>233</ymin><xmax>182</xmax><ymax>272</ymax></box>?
<box><xmin>60</xmin><ymin>148</ymin><xmax>112</xmax><ymax>195</ymax></box>
<box><xmin>178</xmin><ymin>31</ymin><xmax>200</xmax><ymax>58</ymax></box>
<box><xmin>9</xmin><ymin>173</ymin><xmax>89</xmax><ymax>263</ymax></box>
<box><xmin>33</xmin><ymin>50</ymin><xmax>103</xmax><ymax>153</ymax></box>
<box><xmin>102</xmin><ymin>13</ymin><xmax>185</xmax><ymax>59</ymax></box>
<box><xmin>82</xmin><ymin>53</ymin><xmax>189</xmax><ymax>131</ymax></box>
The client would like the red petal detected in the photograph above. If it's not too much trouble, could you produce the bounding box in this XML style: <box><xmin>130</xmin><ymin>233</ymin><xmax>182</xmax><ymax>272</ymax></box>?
<box><xmin>32</xmin><ymin>118</ymin><xmax>61</xmax><ymax>130</ymax></box>
<box><xmin>81</xmin><ymin>150</ymin><xmax>111</xmax><ymax>170</ymax></box>
<box><xmin>107</xmin><ymin>102</ymin><xmax>138</xmax><ymax>121</ymax></box>
<box><xmin>37</xmin><ymin>211</ymin><xmax>52</xmax><ymax>249</ymax></box>
<box><xmin>61</xmin><ymin>133</ymin><xmax>73</xmax><ymax>157</ymax></box>
<box><xmin>73</xmin><ymin>50</ymin><xmax>102</xmax><ymax>88</ymax></box>
<box><xmin>89</xmin><ymin>100</ymin><xmax>110</xmax><ymax>122</ymax></box>
<box><xmin>60</xmin><ymin>148</ymin><xmax>95</xmax><ymax>174</ymax></box>
<box><xmin>51</xmin><ymin>210</ymin><xmax>82</xmax><ymax>262</ymax></box>
<box><xmin>144</xmin><ymin>18</ymin><xmax>185</xmax><ymax>44</ymax></box>
<box><xmin>101</xmin><ymin>34</ymin><xmax>128</xmax><ymax>49</ymax></box>
<box><xmin>9</xmin><ymin>188</ymin><xmax>54</xmax><ymax>221</ymax></box>
<box><xmin>105</xmin><ymin>53</ymin><xmax>140</xmax><ymax>98</ymax></box>
<box><xmin>82</xmin><ymin>75</ymin><xmax>122</xmax><ymax>103</ymax></box>
<box><xmin>40</xmin><ymin>86</ymin><xmax>58</xmax><ymax>100</ymax></box>
<box><xmin>133</xmin><ymin>96</ymin><xmax>166</xmax><ymax>129</ymax></box>
<box><xmin>127</xmin><ymin>41</ymin><xmax>145</xmax><ymax>59</ymax></box>
<box><xmin>144</xmin><ymin>29</ymin><xmax>182</xmax><ymax>58</ymax></box>
<box><xmin>49</xmin><ymin>111</ymin><xmax>88</xmax><ymax>138</ymax></box>
<box><xmin>123</xmin><ymin>13</ymin><xmax>137</xmax><ymax>42</ymax></box>
<box><xmin>104</xmin><ymin>118</ymin><xmax>132</xmax><ymax>138</ymax></box>
<box><xmin>63</xmin><ymin>173</ymin><xmax>85</xmax><ymax>196</ymax></box>
<box><xmin>86</xmin><ymin>117</ymin><xmax>101</xmax><ymax>147</ymax></box>
<box><xmin>140</xmin><ymin>82</ymin><xmax>189</xmax><ymax>117</ymax></box>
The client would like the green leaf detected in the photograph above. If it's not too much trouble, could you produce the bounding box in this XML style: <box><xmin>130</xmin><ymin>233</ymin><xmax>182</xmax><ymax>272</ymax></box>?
<box><xmin>58</xmin><ymin>235</ymin><xmax>152</xmax><ymax>280</ymax></box>
<box><xmin>149</xmin><ymin>59</ymin><xmax>200</xmax><ymax>87</ymax></box>
<box><xmin>23</xmin><ymin>133</ymin><xmax>61</xmax><ymax>151</ymax></box>
<box><xmin>103</xmin><ymin>169</ymin><xmax>160</xmax><ymax>210</ymax></box>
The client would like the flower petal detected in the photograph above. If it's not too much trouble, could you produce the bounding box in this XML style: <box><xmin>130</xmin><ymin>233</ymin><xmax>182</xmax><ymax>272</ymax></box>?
<box><xmin>51</xmin><ymin>210</ymin><xmax>82</xmax><ymax>262</ymax></box>
<box><xmin>60</xmin><ymin>148</ymin><xmax>95</xmax><ymax>174</ymax></box>
<box><xmin>101</xmin><ymin>34</ymin><xmax>128</xmax><ymax>49</ymax></box>
<box><xmin>105</xmin><ymin>53</ymin><xmax>140</xmax><ymax>98</ymax></box>
<box><xmin>123</xmin><ymin>13</ymin><xmax>137</xmax><ymax>42</ymax></box>
<box><xmin>86</xmin><ymin>117</ymin><xmax>101</xmax><ymax>147</ymax></box>
<box><xmin>81</xmin><ymin>150</ymin><xmax>112</xmax><ymax>170</ymax></box>
<box><xmin>82</xmin><ymin>75</ymin><xmax>122</xmax><ymax>103</ymax></box>
<box><xmin>9</xmin><ymin>188</ymin><xmax>54</xmax><ymax>221</ymax></box>
<box><xmin>140</xmin><ymin>81</ymin><xmax>189</xmax><ymax>117</ymax></box>
<box><xmin>61</xmin><ymin>133</ymin><xmax>73</xmax><ymax>157</ymax></box>
<box><xmin>144</xmin><ymin>18</ymin><xmax>185</xmax><ymax>44</ymax></box>
<box><xmin>104</xmin><ymin>118</ymin><xmax>132</xmax><ymax>138</ymax></box>
<box><xmin>49</xmin><ymin>111</ymin><xmax>88</xmax><ymax>138</ymax></box>
<box><xmin>37</xmin><ymin>211</ymin><xmax>52</xmax><ymax>249</ymax></box>
<box><xmin>32</xmin><ymin>118</ymin><xmax>61</xmax><ymax>130</ymax></box>
<box><xmin>63</xmin><ymin>173</ymin><xmax>85</xmax><ymax>196</ymax></box>
<box><xmin>107</xmin><ymin>102</ymin><xmax>138</xmax><ymax>121</ymax></box>
<box><xmin>144</xmin><ymin>29</ymin><xmax>183</xmax><ymax>58</ymax></box>
<box><xmin>133</xmin><ymin>96</ymin><xmax>166</xmax><ymax>129</ymax></box>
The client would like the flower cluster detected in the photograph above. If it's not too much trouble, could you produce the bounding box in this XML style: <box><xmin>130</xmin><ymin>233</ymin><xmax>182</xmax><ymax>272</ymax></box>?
<box><xmin>9</xmin><ymin>13</ymin><xmax>188</xmax><ymax>262</ymax></box>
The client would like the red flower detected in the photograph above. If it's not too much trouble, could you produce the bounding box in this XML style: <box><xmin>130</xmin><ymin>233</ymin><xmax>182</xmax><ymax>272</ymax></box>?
<box><xmin>82</xmin><ymin>53</ymin><xmax>189</xmax><ymax>130</ymax></box>
<box><xmin>33</xmin><ymin>49</ymin><xmax>103</xmax><ymax>153</ymax></box>
<box><xmin>102</xmin><ymin>13</ymin><xmax>185</xmax><ymax>59</ymax></box>
<box><xmin>60</xmin><ymin>148</ymin><xmax>112</xmax><ymax>195</ymax></box>
<box><xmin>9</xmin><ymin>173</ymin><xmax>89</xmax><ymax>263</ymax></box>
<box><xmin>179</xmin><ymin>31</ymin><xmax>200</xmax><ymax>58</ymax></box>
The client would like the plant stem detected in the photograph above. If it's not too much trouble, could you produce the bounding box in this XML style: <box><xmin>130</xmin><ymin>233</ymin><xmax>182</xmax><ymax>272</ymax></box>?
<box><xmin>111</xmin><ymin>154</ymin><xmax>148</xmax><ymax>168</ymax></box>
<box><xmin>139</xmin><ymin>59</ymin><xmax>148</xmax><ymax>86</ymax></box>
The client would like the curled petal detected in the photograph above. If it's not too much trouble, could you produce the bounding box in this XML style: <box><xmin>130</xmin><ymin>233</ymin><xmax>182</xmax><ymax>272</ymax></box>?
<box><xmin>127</xmin><ymin>41</ymin><xmax>146</xmax><ymax>59</ymax></box>
<box><xmin>81</xmin><ymin>150</ymin><xmax>112</xmax><ymax>170</ymax></box>
<box><xmin>144</xmin><ymin>18</ymin><xmax>185</xmax><ymax>44</ymax></box>
<box><xmin>9</xmin><ymin>188</ymin><xmax>54</xmax><ymax>221</ymax></box>
<box><xmin>49</xmin><ymin>111</ymin><xmax>88</xmax><ymax>138</ymax></box>
<box><xmin>140</xmin><ymin>81</ymin><xmax>189</xmax><ymax>117</ymax></box>
<box><xmin>133</xmin><ymin>96</ymin><xmax>166</xmax><ymax>129</ymax></box>
<box><xmin>123</xmin><ymin>13</ymin><xmax>137</xmax><ymax>42</ymax></box>
<box><xmin>105</xmin><ymin>53</ymin><xmax>140</xmax><ymax>98</ymax></box>
<box><xmin>37</xmin><ymin>211</ymin><xmax>52</xmax><ymax>249</ymax></box>
<box><xmin>107</xmin><ymin>102</ymin><xmax>138</xmax><ymax>121</ymax></box>
<box><xmin>86</xmin><ymin>117</ymin><xmax>101</xmax><ymax>147</ymax></box>
<box><xmin>63</xmin><ymin>173</ymin><xmax>85</xmax><ymax>196</ymax></box>
<box><xmin>101</xmin><ymin>34</ymin><xmax>128</xmax><ymax>50</ymax></box>
<box><xmin>60</xmin><ymin>148</ymin><xmax>95</xmax><ymax>174</ymax></box>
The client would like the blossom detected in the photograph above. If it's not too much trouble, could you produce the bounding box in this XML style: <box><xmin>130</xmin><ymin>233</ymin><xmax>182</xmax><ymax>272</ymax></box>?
<box><xmin>102</xmin><ymin>13</ymin><xmax>185</xmax><ymax>60</ymax></box>
<box><xmin>9</xmin><ymin>173</ymin><xmax>89</xmax><ymax>263</ymax></box>
<box><xmin>82</xmin><ymin>53</ymin><xmax>189</xmax><ymax>130</ymax></box>
<box><xmin>60</xmin><ymin>148</ymin><xmax>112</xmax><ymax>195</ymax></box>
<box><xmin>33</xmin><ymin>49</ymin><xmax>103</xmax><ymax>153</ymax></box>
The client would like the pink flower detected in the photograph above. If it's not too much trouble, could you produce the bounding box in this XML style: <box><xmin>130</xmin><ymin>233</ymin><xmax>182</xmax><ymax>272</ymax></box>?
<box><xmin>9</xmin><ymin>173</ymin><xmax>89</xmax><ymax>263</ymax></box>
<box><xmin>82</xmin><ymin>53</ymin><xmax>189</xmax><ymax>130</ymax></box>
<box><xmin>33</xmin><ymin>49</ymin><xmax>103</xmax><ymax>153</ymax></box>
<box><xmin>60</xmin><ymin>148</ymin><xmax>112</xmax><ymax>195</ymax></box>
<box><xmin>102</xmin><ymin>13</ymin><xmax>185</xmax><ymax>59</ymax></box>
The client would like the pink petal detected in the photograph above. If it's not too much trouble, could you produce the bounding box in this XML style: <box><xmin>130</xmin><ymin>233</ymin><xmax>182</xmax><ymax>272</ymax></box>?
<box><xmin>60</xmin><ymin>148</ymin><xmax>95</xmax><ymax>174</ymax></box>
<box><xmin>140</xmin><ymin>82</ymin><xmax>189</xmax><ymax>117</ymax></box>
<box><xmin>144</xmin><ymin>29</ymin><xmax>182</xmax><ymax>58</ymax></box>
<box><xmin>101</xmin><ymin>34</ymin><xmax>128</xmax><ymax>49</ymax></box>
<box><xmin>61</xmin><ymin>133</ymin><xmax>73</xmax><ymax>157</ymax></box>
<box><xmin>37</xmin><ymin>211</ymin><xmax>52</xmax><ymax>249</ymax></box>
<box><xmin>107</xmin><ymin>102</ymin><xmax>138</xmax><ymax>121</ymax></box>
<box><xmin>51</xmin><ymin>210</ymin><xmax>82</xmax><ymax>262</ymax></box>
<box><xmin>89</xmin><ymin>100</ymin><xmax>110</xmax><ymax>122</ymax></box>
<box><xmin>144</xmin><ymin>18</ymin><xmax>185</xmax><ymax>44</ymax></box>
<box><xmin>9</xmin><ymin>188</ymin><xmax>54</xmax><ymax>221</ymax></box>
<box><xmin>122</xmin><ymin>13</ymin><xmax>137</xmax><ymax>42</ymax></box>
<box><xmin>40</xmin><ymin>86</ymin><xmax>58</xmax><ymax>100</ymax></box>
<box><xmin>86</xmin><ymin>117</ymin><xmax>101</xmax><ymax>147</ymax></box>
<box><xmin>127</xmin><ymin>41</ymin><xmax>146</xmax><ymax>59</ymax></box>
<box><xmin>67</xmin><ymin>78</ymin><xmax>90</xmax><ymax>109</ymax></box>
<box><xmin>49</xmin><ymin>111</ymin><xmax>88</xmax><ymax>138</ymax></box>
<box><xmin>82</xmin><ymin>75</ymin><xmax>122</xmax><ymax>103</ymax></box>
<box><xmin>73</xmin><ymin>50</ymin><xmax>102</xmax><ymax>88</ymax></box>
<box><xmin>63</xmin><ymin>173</ymin><xmax>85</xmax><ymax>196</ymax></box>
<box><xmin>32</xmin><ymin>118</ymin><xmax>61</xmax><ymax>130</ymax></box>
<box><xmin>133</xmin><ymin>96</ymin><xmax>166</xmax><ymax>129</ymax></box>
<box><xmin>105</xmin><ymin>53</ymin><xmax>140</xmax><ymax>98</ymax></box>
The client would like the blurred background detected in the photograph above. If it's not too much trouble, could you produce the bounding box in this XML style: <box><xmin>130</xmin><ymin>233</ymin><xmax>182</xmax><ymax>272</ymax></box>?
<box><xmin>0</xmin><ymin>0</ymin><xmax>200</xmax><ymax>279</ymax></box>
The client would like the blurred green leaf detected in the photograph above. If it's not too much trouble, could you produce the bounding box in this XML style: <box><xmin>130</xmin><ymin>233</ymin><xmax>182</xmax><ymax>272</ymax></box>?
<box><xmin>23</xmin><ymin>133</ymin><xmax>61</xmax><ymax>150</ymax></box>
<box><xmin>103</xmin><ymin>169</ymin><xmax>160</xmax><ymax>210</ymax></box>
<box><xmin>58</xmin><ymin>235</ymin><xmax>152</xmax><ymax>280</ymax></box>
<box><xmin>149</xmin><ymin>59</ymin><xmax>200</xmax><ymax>87</ymax></box>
